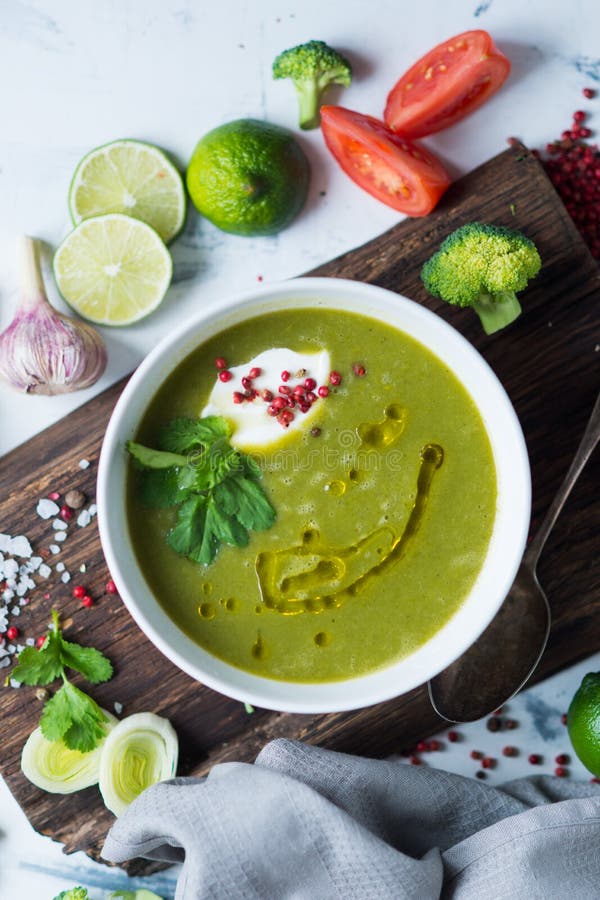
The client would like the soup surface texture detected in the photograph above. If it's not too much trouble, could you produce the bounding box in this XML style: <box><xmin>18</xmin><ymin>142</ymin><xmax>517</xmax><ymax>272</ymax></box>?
<box><xmin>128</xmin><ymin>308</ymin><xmax>497</xmax><ymax>682</ymax></box>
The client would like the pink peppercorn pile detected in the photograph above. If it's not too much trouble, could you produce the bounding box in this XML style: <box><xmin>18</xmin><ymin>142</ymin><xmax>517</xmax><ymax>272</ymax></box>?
<box><xmin>541</xmin><ymin>97</ymin><xmax>600</xmax><ymax>259</ymax></box>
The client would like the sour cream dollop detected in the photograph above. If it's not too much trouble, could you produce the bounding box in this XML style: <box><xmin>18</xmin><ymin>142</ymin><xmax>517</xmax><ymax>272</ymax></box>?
<box><xmin>201</xmin><ymin>348</ymin><xmax>331</xmax><ymax>450</ymax></box>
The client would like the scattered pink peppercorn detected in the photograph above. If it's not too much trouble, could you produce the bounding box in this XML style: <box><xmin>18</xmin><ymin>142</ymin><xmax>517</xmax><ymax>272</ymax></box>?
<box><xmin>507</xmin><ymin>136</ymin><xmax>520</xmax><ymax>147</ymax></box>
<box><xmin>528</xmin><ymin>753</ymin><xmax>542</xmax><ymax>765</ymax></box>
<box><xmin>105</xmin><ymin>579</ymin><xmax>118</xmax><ymax>595</ymax></box>
<box><xmin>561</xmin><ymin>713</ymin><xmax>568</xmax><ymax>725</ymax></box>
<box><xmin>232</xmin><ymin>391</ymin><xmax>245</xmax><ymax>404</ymax></box>
<box><xmin>35</xmin><ymin>636</ymin><xmax>46</xmax><ymax>649</ymax></box>
<box><xmin>215</xmin><ymin>357</ymin><xmax>227</xmax><ymax>369</ymax></box>
<box><xmin>504</xmin><ymin>718</ymin><xmax>518</xmax><ymax>730</ymax></box>
<box><xmin>261</xmin><ymin>389</ymin><xmax>273</xmax><ymax>402</ymax></box>
<box><xmin>218</xmin><ymin>370</ymin><xmax>233</xmax><ymax>383</ymax></box>
<box><xmin>554</xmin><ymin>766</ymin><xmax>568</xmax><ymax>777</ymax></box>
<box><xmin>329</xmin><ymin>370</ymin><xmax>342</xmax><ymax>385</ymax></box>
<box><xmin>502</xmin><ymin>746</ymin><xmax>518</xmax><ymax>757</ymax></box>
<box><xmin>304</xmin><ymin>377</ymin><xmax>317</xmax><ymax>391</ymax></box>
<box><xmin>311</xmin><ymin>427</ymin><xmax>322</xmax><ymax>437</ymax></box>
<box><xmin>81</xmin><ymin>595</ymin><xmax>94</xmax><ymax>608</ymax></box>
<box><xmin>555</xmin><ymin>753</ymin><xmax>570</xmax><ymax>765</ymax></box>
<box><xmin>447</xmin><ymin>730</ymin><xmax>460</xmax><ymax>743</ymax></box>
<box><xmin>59</xmin><ymin>504</ymin><xmax>74</xmax><ymax>522</ymax></box>
<box><xmin>48</xmin><ymin>491</ymin><xmax>61</xmax><ymax>501</ymax></box>
<box><xmin>429</xmin><ymin>739</ymin><xmax>441</xmax><ymax>751</ymax></box>
<box><xmin>416</xmin><ymin>740</ymin><xmax>428</xmax><ymax>752</ymax></box>
<box><xmin>249</xmin><ymin>367</ymin><xmax>261</xmax><ymax>379</ymax></box>
<box><xmin>317</xmin><ymin>385</ymin><xmax>329</xmax><ymax>398</ymax></box>
<box><xmin>591</xmin><ymin>777</ymin><xmax>600</xmax><ymax>784</ymax></box>
<box><xmin>482</xmin><ymin>756</ymin><xmax>495</xmax><ymax>769</ymax></box>
<box><xmin>6</xmin><ymin>626</ymin><xmax>19</xmax><ymax>641</ymax></box>
<box><xmin>470</xmin><ymin>750</ymin><xmax>482</xmax><ymax>760</ymax></box>
<box><xmin>72</xmin><ymin>585</ymin><xmax>86</xmax><ymax>599</ymax></box>
<box><xmin>583</xmin><ymin>87</ymin><xmax>596</xmax><ymax>99</ymax></box>
<box><xmin>280</xmin><ymin>370</ymin><xmax>290</xmax><ymax>382</ymax></box>
<box><xmin>352</xmin><ymin>363</ymin><xmax>366</xmax><ymax>376</ymax></box>
<box><xmin>410</xmin><ymin>755</ymin><xmax>422</xmax><ymax>765</ymax></box>
<box><xmin>573</xmin><ymin>110</ymin><xmax>586</xmax><ymax>123</ymax></box>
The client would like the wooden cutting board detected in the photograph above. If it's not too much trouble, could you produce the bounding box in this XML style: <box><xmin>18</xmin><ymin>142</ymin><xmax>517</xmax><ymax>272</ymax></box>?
<box><xmin>1</xmin><ymin>145</ymin><xmax>599</xmax><ymax>873</ymax></box>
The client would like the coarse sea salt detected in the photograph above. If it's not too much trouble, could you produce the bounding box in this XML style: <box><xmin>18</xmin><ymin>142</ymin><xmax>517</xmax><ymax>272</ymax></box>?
<box><xmin>9</xmin><ymin>536</ymin><xmax>32</xmax><ymax>558</ymax></box>
<box><xmin>54</xmin><ymin>531</ymin><xmax>67</xmax><ymax>542</ymax></box>
<box><xmin>37</xmin><ymin>499</ymin><xmax>60</xmax><ymax>520</ymax></box>
<box><xmin>78</xmin><ymin>459</ymin><xmax>90</xmax><ymax>470</ymax></box>
<box><xmin>27</xmin><ymin>556</ymin><xmax>43</xmax><ymax>572</ymax></box>
<box><xmin>52</xmin><ymin>519</ymin><xmax>68</xmax><ymax>531</ymax></box>
<box><xmin>38</xmin><ymin>564</ymin><xmax>52</xmax><ymax>579</ymax></box>
<box><xmin>0</xmin><ymin>534</ymin><xmax>12</xmax><ymax>553</ymax></box>
<box><xmin>49</xmin><ymin>544</ymin><xmax>61</xmax><ymax>555</ymax></box>
<box><xmin>114</xmin><ymin>702</ymin><xmax>123</xmax><ymax>715</ymax></box>
<box><xmin>2</xmin><ymin>559</ymin><xmax>18</xmax><ymax>579</ymax></box>
<box><xmin>89</xmin><ymin>504</ymin><xmax>97</xmax><ymax>516</ymax></box>
<box><xmin>55</xmin><ymin>562</ymin><xmax>65</xmax><ymax>573</ymax></box>
<box><xmin>77</xmin><ymin>510</ymin><xmax>92</xmax><ymax>528</ymax></box>
<box><xmin>61</xmin><ymin>572</ymin><xmax>71</xmax><ymax>584</ymax></box>
<box><xmin>11</xmin><ymin>606</ymin><xmax>20</xmax><ymax>616</ymax></box>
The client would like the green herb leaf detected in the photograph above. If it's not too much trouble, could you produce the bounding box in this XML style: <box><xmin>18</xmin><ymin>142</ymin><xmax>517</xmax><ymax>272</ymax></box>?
<box><xmin>168</xmin><ymin>495</ymin><xmax>207</xmax><ymax>555</ymax></box>
<box><xmin>227</xmin><ymin>474</ymin><xmax>276</xmax><ymax>532</ymax></box>
<box><xmin>12</xmin><ymin>640</ymin><xmax>63</xmax><ymax>686</ymax></box>
<box><xmin>158</xmin><ymin>415</ymin><xmax>230</xmax><ymax>452</ymax></box>
<box><xmin>137</xmin><ymin>468</ymin><xmax>191</xmax><ymax>508</ymax></box>
<box><xmin>59</xmin><ymin>640</ymin><xmax>113</xmax><ymax>684</ymax></box>
<box><xmin>126</xmin><ymin>441</ymin><xmax>189</xmax><ymax>470</ymax></box>
<box><xmin>40</xmin><ymin>682</ymin><xmax>108</xmax><ymax>753</ymax></box>
<box><xmin>129</xmin><ymin>416</ymin><xmax>276</xmax><ymax>567</ymax></box>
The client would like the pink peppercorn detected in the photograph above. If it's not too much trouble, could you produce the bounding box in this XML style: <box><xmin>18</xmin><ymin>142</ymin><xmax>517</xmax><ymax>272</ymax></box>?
<box><xmin>59</xmin><ymin>504</ymin><xmax>73</xmax><ymax>522</ymax></box>
<box><xmin>6</xmin><ymin>626</ymin><xmax>18</xmax><ymax>641</ymax></box>
<box><xmin>561</xmin><ymin>713</ymin><xmax>568</xmax><ymax>725</ymax></box>
<box><xmin>106</xmin><ymin>579</ymin><xmax>118</xmax><ymax>594</ymax></box>
<box><xmin>470</xmin><ymin>750</ymin><xmax>482</xmax><ymax>760</ymax></box>
<box><xmin>429</xmin><ymin>739</ymin><xmax>441</xmax><ymax>751</ymax></box>
<box><xmin>232</xmin><ymin>391</ymin><xmax>245</xmax><ymax>404</ymax></box>
<box><xmin>72</xmin><ymin>585</ymin><xmax>86</xmax><ymax>599</ymax></box>
<box><xmin>280</xmin><ymin>370</ymin><xmax>290</xmax><ymax>382</ymax></box>
<box><xmin>447</xmin><ymin>730</ymin><xmax>459</xmax><ymax>743</ymax></box>
<box><xmin>555</xmin><ymin>754</ymin><xmax>570</xmax><ymax>765</ymax></box>
<box><xmin>48</xmin><ymin>491</ymin><xmax>61</xmax><ymax>501</ymax></box>
<box><xmin>410</xmin><ymin>755</ymin><xmax>422</xmax><ymax>765</ymax></box>
<box><xmin>554</xmin><ymin>766</ymin><xmax>568</xmax><ymax>777</ymax></box>
<box><xmin>528</xmin><ymin>753</ymin><xmax>542</xmax><ymax>765</ymax></box>
<box><xmin>249</xmin><ymin>367</ymin><xmax>261</xmax><ymax>379</ymax></box>
<box><xmin>502</xmin><ymin>746</ymin><xmax>518</xmax><ymax>757</ymax></box>
<box><xmin>218</xmin><ymin>370</ymin><xmax>233</xmax><ymax>383</ymax></box>
<box><xmin>583</xmin><ymin>87</ymin><xmax>596</xmax><ymax>99</ymax></box>
<box><xmin>215</xmin><ymin>357</ymin><xmax>227</xmax><ymax>369</ymax></box>
<box><xmin>329</xmin><ymin>371</ymin><xmax>342</xmax><ymax>386</ymax></box>
<box><xmin>81</xmin><ymin>595</ymin><xmax>94</xmax><ymax>608</ymax></box>
<box><xmin>35</xmin><ymin>636</ymin><xmax>46</xmax><ymax>649</ymax></box>
<box><xmin>317</xmin><ymin>385</ymin><xmax>329</xmax><ymax>398</ymax></box>
<box><xmin>482</xmin><ymin>757</ymin><xmax>495</xmax><ymax>769</ymax></box>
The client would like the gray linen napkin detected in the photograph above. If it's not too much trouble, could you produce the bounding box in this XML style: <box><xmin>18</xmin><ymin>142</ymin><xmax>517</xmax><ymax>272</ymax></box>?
<box><xmin>102</xmin><ymin>739</ymin><xmax>600</xmax><ymax>899</ymax></box>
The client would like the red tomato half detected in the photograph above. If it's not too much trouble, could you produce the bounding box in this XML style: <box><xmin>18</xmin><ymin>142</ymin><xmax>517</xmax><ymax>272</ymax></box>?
<box><xmin>384</xmin><ymin>30</ymin><xmax>510</xmax><ymax>138</ymax></box>
<box><xmin>320</xmin><ymin>106</ymin><xmax>451</xmax><ymax>216</ymax></box>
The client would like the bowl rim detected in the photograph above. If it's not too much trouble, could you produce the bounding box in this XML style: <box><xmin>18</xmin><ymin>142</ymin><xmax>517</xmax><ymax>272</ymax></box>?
<box><xmin>97</xmin><ymin>276</ymin><xmax>531</xmax><ymax>713</ymax></box>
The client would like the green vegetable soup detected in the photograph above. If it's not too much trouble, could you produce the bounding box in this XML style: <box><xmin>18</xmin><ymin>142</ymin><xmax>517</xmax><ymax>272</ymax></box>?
<box><xmin>127</xmin><ymin>308</ymin><xmax>496</xmax><ymax>682</ymax></box>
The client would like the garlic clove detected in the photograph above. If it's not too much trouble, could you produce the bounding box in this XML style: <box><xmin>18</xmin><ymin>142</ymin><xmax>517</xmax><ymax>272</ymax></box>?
<box><xmin>0</xmin><ymin>237</ymin><xmax>107</xmax><ymax>395</ymax></box>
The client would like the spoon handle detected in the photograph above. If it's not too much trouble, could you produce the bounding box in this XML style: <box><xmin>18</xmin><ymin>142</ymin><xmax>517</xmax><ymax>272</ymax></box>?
<box><xmin>524</xmin><ymin>390</ymin><xmax>600</xmax><ymax>567</ymax></box>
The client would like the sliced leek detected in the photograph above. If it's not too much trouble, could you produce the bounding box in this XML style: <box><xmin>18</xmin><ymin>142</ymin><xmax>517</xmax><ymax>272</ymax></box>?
<box><xmin>99</xmin><ymin>712</ymin><xmax>178</xmax><ymax>816</ymax></box>
<box><xmin>21</xmin><ymin>711</ymin><xmax>117</xmax><ymax>794</ymax></box>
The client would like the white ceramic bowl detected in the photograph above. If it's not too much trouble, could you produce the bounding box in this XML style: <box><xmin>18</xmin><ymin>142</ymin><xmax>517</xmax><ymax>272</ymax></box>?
<box><xmin>98</xmin><ymin>277</ymin><xmax>530</xmax><ymax>713</ymax></box>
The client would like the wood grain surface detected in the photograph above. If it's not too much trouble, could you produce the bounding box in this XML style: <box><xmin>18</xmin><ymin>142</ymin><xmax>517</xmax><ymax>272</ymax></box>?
<box><xmin>1</xmin><ymin>144</ymin><xmax>599</xmax><ymax>872</ymax></box>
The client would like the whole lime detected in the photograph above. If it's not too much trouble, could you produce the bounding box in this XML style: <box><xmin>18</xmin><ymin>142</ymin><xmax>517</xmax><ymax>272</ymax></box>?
<box><xmin>567</xmin><ymin>671</ymin><xmax>600</xmax><ymax>776</ymax></box>
<box><xmin>186</xmin><ymin>119</ymin><xmax>310</xmax><ymax>236</ymax></box>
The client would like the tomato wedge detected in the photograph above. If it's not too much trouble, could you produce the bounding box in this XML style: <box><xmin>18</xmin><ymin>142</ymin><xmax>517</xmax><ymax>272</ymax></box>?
<box><xmin>320</xmin><ymin>106</ymin><xmax>450</xmax><ymax>216</ymax></box>
<box><xmin>384</xmin><ymin>30</ymin><xmax>510</xmax><ymax>138</ymax></box>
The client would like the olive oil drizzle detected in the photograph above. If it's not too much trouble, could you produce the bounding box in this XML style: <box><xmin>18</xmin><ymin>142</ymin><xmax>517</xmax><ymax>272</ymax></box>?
<box><xmin>255</xmin><ymin>442</ymin><xmax>444</xmax><ymax>615</ymax></box>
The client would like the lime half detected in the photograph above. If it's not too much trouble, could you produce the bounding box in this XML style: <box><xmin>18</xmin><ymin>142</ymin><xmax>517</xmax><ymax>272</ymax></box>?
<box><xmin>54</xmin><ymin>214</ymin><xmax>172</xmax><ymax>326</ymax></box>
<box><xmin>69</xmin><ymin>139</ymin><xmax>186</xmax><ymax>243</ymax></box>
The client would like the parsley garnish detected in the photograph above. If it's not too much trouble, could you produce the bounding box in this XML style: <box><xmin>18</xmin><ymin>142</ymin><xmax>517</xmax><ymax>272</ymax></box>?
<box><xmin>12</xmin><ymin>610</ymin><xmax>113</xmax><ymax>753</ymax></box>
<box><xmin>127</xmin><ymin>415</ymin><xmax>276</xmax><ymax>566</ymax></box>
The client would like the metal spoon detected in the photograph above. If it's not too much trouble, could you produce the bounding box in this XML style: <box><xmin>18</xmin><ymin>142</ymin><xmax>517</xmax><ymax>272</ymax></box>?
<box><xmin>428</xmin><ymin>389</ymin><xmax>600</xmax><ymax>723</ymax></box>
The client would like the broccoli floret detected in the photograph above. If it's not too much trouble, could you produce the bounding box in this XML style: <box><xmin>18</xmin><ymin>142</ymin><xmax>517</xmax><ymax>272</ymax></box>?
<box><xmin>52</xmin><ymin>889</ymin><xmax>91</xmax><ymax>900</ymax></box>
<box><xmin>273</xmin><ymin>40</ymin><xmax>352</xmax><ymax>130</ymax></box>
<box><xmin>421</xmin><ymin>223</ymin><xmax>541</xmax><ymax>335</ymax></box>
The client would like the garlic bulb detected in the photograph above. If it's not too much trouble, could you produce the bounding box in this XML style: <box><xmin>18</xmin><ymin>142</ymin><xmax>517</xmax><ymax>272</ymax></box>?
<box><xmin>0</xmin><ymin>236</ymin><xmax>107</xmax><ymax>395</ymax></box>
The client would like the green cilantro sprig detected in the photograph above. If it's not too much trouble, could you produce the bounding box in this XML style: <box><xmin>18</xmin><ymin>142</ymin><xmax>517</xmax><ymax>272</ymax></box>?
<box><xmin>127</xmin><ymin>415</ymin><xmax>276</xmax><ymax>566</ymax></box>
<box><xmin>12</xmin><ymin>610</ymin><xmax>113</xmax><ymax>753</ymax></box>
